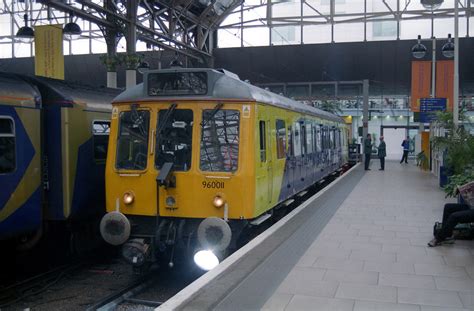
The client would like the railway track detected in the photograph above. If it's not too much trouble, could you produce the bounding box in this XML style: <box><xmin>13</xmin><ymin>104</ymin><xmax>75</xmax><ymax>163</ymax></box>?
<box><xmin>0</xmin><ymin>262</ymin><xmax>86</xmax><ymax>309</ymax></box>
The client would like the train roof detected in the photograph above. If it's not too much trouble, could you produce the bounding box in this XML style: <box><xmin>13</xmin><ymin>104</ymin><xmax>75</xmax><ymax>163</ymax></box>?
<box><xmin>0</xmin><ymin>72</ymin><xmax>39</xmax><ymax>108</ymax></box>
<box><xmin>114</xmin><ymin>68</ymin><xmax>343</xmax><ymax>123</ymax></box>
<box><xmin>26</xmin><ymin>75</ymin><xmax>119</xmax><ymax>111</ymax></box>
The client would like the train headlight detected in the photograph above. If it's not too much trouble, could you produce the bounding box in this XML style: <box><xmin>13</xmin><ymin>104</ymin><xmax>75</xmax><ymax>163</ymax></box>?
<box><xmin>212</xmin><ymin>195</ymin><xmax>226</xmax><ymax>208</ymax></box>
<box><xmin>193</xmin><ymin>250</ymin><xmax>220</xmax><ymax>271</ymax></box>
<box><xmin>166</xmin><ymin>196</ymin><xmax>176</xmax><ymax>207</ymax></box>
<box><xmin>123</xmin><ymin>192</ymin><xmax>135</xmax><ymax>205</ymax></box>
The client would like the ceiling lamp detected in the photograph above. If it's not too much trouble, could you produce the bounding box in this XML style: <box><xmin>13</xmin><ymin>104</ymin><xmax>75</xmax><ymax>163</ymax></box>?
<box><xmin>411</xmin><ymin>35</ymin><xmax>427</xmax><ymax>59</ymax></box>
<box><xmin>63</xmin><ymin>12</ymin><xmax>82</xmax><ymax>40</ymax></box>
<box><xmin>420</xmin><ymin>0</ymin><xmax>444</xmax><ymax>10</ymax></box>
<box><xmin>441</xmin><ymin>33</ymin><xmax>455</xmax><ymax>58</ymax></box>
<box><xmin>16</xmin><ymin>14</ymin><xmax>35</xmax><ymax>43</ymax></box>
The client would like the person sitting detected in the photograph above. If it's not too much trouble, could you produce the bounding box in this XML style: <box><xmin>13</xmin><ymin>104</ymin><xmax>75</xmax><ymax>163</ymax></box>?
<box><xmin>428</xmin><ymin>181</ymin><xmax>474</xmax><ymax>247</ymax></box>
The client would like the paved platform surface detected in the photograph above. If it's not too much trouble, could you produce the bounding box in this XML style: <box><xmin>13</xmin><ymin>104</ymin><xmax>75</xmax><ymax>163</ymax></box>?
<box><xmin>219</xmin><ymin>161</ymin><xmax>474</xmax><ymax>311</ymax></box>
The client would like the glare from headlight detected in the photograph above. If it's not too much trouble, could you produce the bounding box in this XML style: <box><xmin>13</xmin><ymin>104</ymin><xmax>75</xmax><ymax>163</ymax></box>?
<box><xmin>123</xmin><ymin>192</ymin><xmax>134</xmax><ymax>205</ymax></box>
<box><xmin>193</xmin><ymin>250</ymin><xmax>219</xmax><ymax>271</ymax></box>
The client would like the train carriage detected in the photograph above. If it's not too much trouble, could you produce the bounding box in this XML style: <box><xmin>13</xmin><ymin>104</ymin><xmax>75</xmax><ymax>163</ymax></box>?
<box><xmin>0</xmin><ymin>72</ymin><xmax>118</xmax><ymax>248</ymax></box>
<box><xmin>100</xmin><ymin>68</ymin><xmax>349</xmax><ymax>268</ymax></box>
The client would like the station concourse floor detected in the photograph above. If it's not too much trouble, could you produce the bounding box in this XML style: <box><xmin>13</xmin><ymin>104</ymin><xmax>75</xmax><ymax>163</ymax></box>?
<box><xmin>211</xmin><ymin>161</ymin><xmax>474</xmax><ymax>311</ymax></box>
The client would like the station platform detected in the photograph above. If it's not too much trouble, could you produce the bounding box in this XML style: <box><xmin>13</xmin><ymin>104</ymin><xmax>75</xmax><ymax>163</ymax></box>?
<box><xmin>160</xmin><ymin>161</ymin><xmax>474</xmax><ymax>311</ymax></box>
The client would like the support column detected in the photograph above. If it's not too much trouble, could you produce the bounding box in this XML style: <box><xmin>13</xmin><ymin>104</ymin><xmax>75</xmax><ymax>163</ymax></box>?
<box><xmin>454</xmin><ymin>0</ymin><xmax>459</xmax><ymax>127</ymax></box>
<box><xmin>362</xmin><ymin>79</ymin><xmax>369</xmax><ymax>142</ymax></box>
<box><xmin>104</xmin><ymin>0</ymin><xmax>118</xmax><ymax>88</ymax></box>
<box><xmin>125</xmin><ymin>0</ymin><xmax>139</xmax><ymax>89</ymax></box>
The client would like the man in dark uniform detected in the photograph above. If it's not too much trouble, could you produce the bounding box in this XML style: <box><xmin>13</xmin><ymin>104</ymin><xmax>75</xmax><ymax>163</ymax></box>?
<box><xmin>364</xmin><ymin>133</ymin><xmax>372</xmax><ymax>171</ymax></box>
<box><xmin>377</xmin><ymin>136</ymin><xmax>386</xmax><ymax>171</ymax></box>
<box><xmin>400</xmin><ymin>137</ymin><xmax>409</xmax><ymax>164</ymax></box>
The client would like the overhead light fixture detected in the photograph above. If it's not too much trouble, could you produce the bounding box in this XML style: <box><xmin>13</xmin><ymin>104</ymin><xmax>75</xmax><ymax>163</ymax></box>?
<box><xmin>16</xmin><ymin>14</ymin><xmax>35</xmax><ymax>43</ymax></box>
<box><xmin>441</xmin><ymin>33</ymin><xmax>455</xmax><ymax>58</ymax></box>
<box><xmin>63</xmin><ymin>12</ymin><xmax>82</xmax><ymax>40</ymax></box>
<box><xmin>421</xmin><ymin>0</ymin><xmax>444</xmax><ymax>10</ymax></box>
<box><xmin>412</xmin><ymin>35</ymin><xmax>427</xmax><ymax>59</ymax></box>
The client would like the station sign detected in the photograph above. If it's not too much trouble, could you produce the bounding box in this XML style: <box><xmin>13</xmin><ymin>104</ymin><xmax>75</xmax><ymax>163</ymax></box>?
<box><xmin>418</xmin><ymin>98</ymin><xmax>447</xmax><ymax>123</ymax></box>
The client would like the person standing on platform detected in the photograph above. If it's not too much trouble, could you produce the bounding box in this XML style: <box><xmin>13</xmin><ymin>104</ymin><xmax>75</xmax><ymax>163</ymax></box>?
<box><xmin>377</xmin><ymin>136</ymin><xmax>386</xmax><ymax>171</ymax></box>
<box><xmin>400</xmin><ymin>137</ymin><xmax>409</xmax><ymax>164</ymax></box>
<box><xmin>364</xmin><ymin>133</ymin><xmax>372</xmax><ymax>171</ymax></box>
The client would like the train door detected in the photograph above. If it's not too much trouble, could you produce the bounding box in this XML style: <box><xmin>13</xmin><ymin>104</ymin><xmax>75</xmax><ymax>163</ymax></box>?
<box><xmin>256</xmin><ymin>106</ymin><xmax>273</xmax><ymax>214</ymax></box>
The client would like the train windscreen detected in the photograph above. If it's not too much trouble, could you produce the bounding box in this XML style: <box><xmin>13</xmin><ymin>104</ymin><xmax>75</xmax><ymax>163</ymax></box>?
<box><xmin>200</xmin><ymin>110</ymin><xmax>240</xmax><ymax>172</ymax></box>
<box><xmin>148</xmin><ymin>72</ymin><xmax>207</xmax><ymax>96</ymax></box>
<box><xmin>116</xmin><ymin>110</ymin><xmax>150</xmax><ymax>170</ymax></box>
<box><xmin>155</xmin><ymin>109</ymin><xmax>193</xmax><ymax>171</ymax></box>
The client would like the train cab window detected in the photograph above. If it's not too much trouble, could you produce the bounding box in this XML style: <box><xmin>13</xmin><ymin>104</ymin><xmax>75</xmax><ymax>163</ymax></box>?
<box><xmin>0</xmin><ymin>117</ymin><xmax>15</xmax><ymax>174</ymax></box>
<box><xmin>259</xmin><ymin>121</ymin><xmax>267</xmax><ymax>162</ymax></box>
<box><xmin>92</xmin><ymin>120</ymin><xmax>110</xmax><ymax>161</ymax></box>
<box><xmin>200</xmin><ymin>110</ymin><xmax>240</xmax><ymax>172</ymax></box>
<box><xmin>275</xmin><ymin>120</ymin><xmax>286</xmax><ymax>159</ymax></box>
<box><xmin>155</xmin><ymin>109</ymin><xmax>193</xmax><ymax>171</ymax></box>
<box><xmin>116</xmin><ymin>110</ymin><xmax>150</xmax><ymax>170</ymax></box>
<box><xmin>292</xmin><ymin>122</ymin><xmax>302</xmax><ymax>157</ymax></box>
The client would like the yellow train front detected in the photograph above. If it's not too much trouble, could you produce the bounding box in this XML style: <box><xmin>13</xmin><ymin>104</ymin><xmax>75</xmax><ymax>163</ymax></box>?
<box><xmin>100</xmin><ymin>68</ymin><xmax>348</xmax><ymax>269</ymax></box>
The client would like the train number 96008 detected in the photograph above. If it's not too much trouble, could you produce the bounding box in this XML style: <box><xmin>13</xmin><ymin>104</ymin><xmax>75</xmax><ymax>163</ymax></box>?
<box><xmin>202</xmin><ymin>181</ymin><xmax>225</xmax><ymax>189</ymax></box>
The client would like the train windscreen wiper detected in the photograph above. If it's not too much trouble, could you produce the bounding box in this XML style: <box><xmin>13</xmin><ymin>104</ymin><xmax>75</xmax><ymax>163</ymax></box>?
<box><xmin>200</xmin><ymin>102</ymin><xmax>224</xmax><ymax>128</ymax></box>
<box><xmin>157</xmin><ymin>103</ymin><xmax>177</xmax><ymax>135</ymax></box>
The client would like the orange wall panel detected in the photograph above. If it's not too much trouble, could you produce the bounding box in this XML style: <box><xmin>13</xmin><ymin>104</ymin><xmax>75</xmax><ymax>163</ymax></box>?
<box><xmin>436</xmin><ymin>60</ymin><xmax>454</xmax><ymax>112</ymax></box>
<box><xmin>411</xmin><ymin>61</ymin><xmax>431</xmax><ymax>112</ymax></box>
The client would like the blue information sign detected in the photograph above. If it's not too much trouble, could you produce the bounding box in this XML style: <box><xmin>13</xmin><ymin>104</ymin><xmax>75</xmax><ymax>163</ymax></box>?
<box><xmin>419</xmin><ymin>98</ymin><xmax>447</xmax><ymax>123</ymax></box>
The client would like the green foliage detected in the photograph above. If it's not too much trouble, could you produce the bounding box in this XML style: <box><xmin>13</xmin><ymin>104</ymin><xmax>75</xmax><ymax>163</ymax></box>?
<box><xmin>444</xmin><ymin>170</ymin><xmax>474</xmax><ymax>197</ymax></box>
<box><xmin>431</xmin><ymin>111</ymin><xmax>474</xmax><ymax>196</ymax></box>
<box><xmin>99</xmin><ymin>54</ymin><xmax>120</xmax><ymax>72</ymax></box>
<box><xmin>319</xmin><ymin>100</ymin><xmax>343</xmax><ymax>115</ymax></box>
<box><xmin>432</xmin><ymin>111</ymin><xmax>474</xmax><ymax>175</ymax></box>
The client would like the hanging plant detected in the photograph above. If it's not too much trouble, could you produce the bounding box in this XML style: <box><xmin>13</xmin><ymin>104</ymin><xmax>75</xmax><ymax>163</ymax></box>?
<box><xmin>99</xmin><ymin>54</ymin><xmax>120</xmax><ymax>72</ymax></box>
<box><xmin>121</xmin><ymin>53</ymin><xmax>142</xmax><ymax>70</ymax></box>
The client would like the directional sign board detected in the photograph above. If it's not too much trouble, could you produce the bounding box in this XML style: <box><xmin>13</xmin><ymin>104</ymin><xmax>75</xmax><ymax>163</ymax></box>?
<box><xmin>419</xmin><ymin>98</ymin><xmax>447</xmax><ymax>123</ymax></box>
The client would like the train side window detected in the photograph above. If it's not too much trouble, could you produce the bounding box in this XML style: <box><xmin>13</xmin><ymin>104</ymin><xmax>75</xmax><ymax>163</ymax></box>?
<box><xmin>200</xmin><ymin>110</ymin><xmax>240</xmax><ymax>172</ymax></box>
<box><xmin>306</xmin><ymin>122</ymin><xmax>313</xmax><ymax>154</ymax></box>
<box><xmin>259</xmin><ymin>121</ymin><xmax>266</xmax><ymax>162</ymax></box>
<box><xmin>301</xmin><ymin>123</ymin><xmax>306</xmax><ymax>155</ymax></box>
<box><xmin>292</xmin><ymin>122</ymin><xmax>301</xmax><ymax>157</ymax></box>
<box><xmin>0</xmin><ymin>117</ymin><xmax>15</xmax><ymax>174</ymax></box>
<box><xmin>330</xmin><ymin>128</ymin><xmax>335</xmax><ymax>149</ymax></box>
<box><xmin>275</xmin><ymin>119</ymin><xmax>286</xmax><ymax>159</ymax></box>
<box><xmin>116</xmin><ymin>110</ymin><xmax>150</xmax><ymax>170</ymax></box>
<box><xmin>316</xmin><ymin>126</ymin><xmax>322</xmax><ymax>152</ymax></box>
<box><xmin>92</xmin><ymin>120</ymin><xmax>110</xmax><ymax>161</ymax></box>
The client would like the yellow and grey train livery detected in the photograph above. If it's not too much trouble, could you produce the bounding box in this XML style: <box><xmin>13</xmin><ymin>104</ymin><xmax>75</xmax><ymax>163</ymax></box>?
<box><xmin>99</xmin><ymin>67</ymin><xmax>349</xmax><ymax>269</ymax></box>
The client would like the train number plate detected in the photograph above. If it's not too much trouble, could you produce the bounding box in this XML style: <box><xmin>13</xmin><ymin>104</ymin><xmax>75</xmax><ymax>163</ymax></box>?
<box><xmin>202</xmin><ymin>181</ymin><xmax>225</xmax><ymax>189</ymax></box>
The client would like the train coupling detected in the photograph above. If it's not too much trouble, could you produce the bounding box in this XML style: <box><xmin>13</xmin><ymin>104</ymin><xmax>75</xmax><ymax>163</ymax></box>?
<box><xmin>122</xmin><ymin>238</ymin><xmax>151</xmax><ymax>266</ymax></box>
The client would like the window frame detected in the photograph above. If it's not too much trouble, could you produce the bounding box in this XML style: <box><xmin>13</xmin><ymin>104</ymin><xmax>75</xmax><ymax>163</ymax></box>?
<box><xmin>199</xmin><ymin>109</ymin><xmax>241</xmax><ymax>173</ymax></box>
<box><xmin>115</xmin><ymin>109</ymin><xmax>151</xmax><ymax>171</ymax></box>
<box><xmin>275</xmin><ymin>119</ymin><xmax>287</xmax><ymax>159</ymax></box>
<box><xmin>0</xmin><ymin>116</ymin><xmax>16</xmax><ymax>174</ymax></box>
<box><xmin>92</xmin><ymin>119</ymin><xmax>111</xmax><ymax>162</ymax></box>
<box><xmin>259</xmin><ymin>120</ymin><xmax>267</xmax><ymax>162</ymax></box>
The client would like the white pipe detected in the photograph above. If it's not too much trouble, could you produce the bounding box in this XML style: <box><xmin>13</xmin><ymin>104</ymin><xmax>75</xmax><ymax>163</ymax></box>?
<box><xmin>453</xmin><ymin>0</ymin><xmax>459</xmax><ymax>127</ymax></box>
